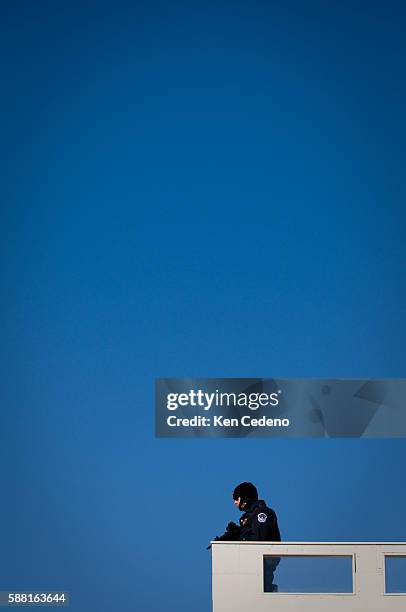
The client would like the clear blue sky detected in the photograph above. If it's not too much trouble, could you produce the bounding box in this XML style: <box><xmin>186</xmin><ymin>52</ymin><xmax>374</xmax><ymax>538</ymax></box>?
<box><xmin>1</xmin><ymin>1</ymin><xmax>406</xmax><ymax>611</ymax></box>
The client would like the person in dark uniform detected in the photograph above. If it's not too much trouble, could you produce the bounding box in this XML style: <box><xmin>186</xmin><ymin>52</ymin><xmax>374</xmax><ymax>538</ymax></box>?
<box><xmin>232</xmin><ymin>482</ymin><xmax>281</xmax><ymax>542</ymax></box>
<box><xmin>210</xmin><ymin>482</ymin><xmax>281</xmax><ymax>591</ymax></box>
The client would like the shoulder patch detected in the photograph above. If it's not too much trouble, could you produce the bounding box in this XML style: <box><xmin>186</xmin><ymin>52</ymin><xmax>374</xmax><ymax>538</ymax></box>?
<box><xmin>257</xmin><ymin>512</ymin><xmax>267</xmax><ymax>523</ymax></box>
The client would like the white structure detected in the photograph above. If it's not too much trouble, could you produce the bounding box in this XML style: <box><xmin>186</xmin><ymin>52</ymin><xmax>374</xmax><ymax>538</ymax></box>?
<box><xmin>212</xmin><ymin>542</ymin><xmax>406</xmax><ymax>611</ymax></box>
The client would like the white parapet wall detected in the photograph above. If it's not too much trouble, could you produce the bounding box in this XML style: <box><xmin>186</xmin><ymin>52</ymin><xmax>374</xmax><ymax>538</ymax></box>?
<box><xmin>212</xmin><ymin>542</ymin><xmax>406</xmax><ymax>612</ymax></box>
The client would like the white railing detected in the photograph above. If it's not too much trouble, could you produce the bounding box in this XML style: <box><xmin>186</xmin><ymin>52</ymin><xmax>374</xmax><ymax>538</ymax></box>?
<box><xmin>211</xmin><ymin>542</ymin><xmax>406</xmax><ymax>612</ymax></box>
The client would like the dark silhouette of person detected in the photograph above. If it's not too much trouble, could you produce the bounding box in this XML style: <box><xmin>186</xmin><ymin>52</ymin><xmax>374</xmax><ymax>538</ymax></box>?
<box><xmin>210</xmin><ymin>482</ymin><xmax>281</xmax><ymax>592</ymax></box>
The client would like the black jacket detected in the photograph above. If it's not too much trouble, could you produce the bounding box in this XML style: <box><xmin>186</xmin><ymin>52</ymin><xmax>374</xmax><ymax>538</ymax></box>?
<box><xmin>239</xmin><ymin>499</ymin><xmax>281</xmax><ymax>541</ymax></box>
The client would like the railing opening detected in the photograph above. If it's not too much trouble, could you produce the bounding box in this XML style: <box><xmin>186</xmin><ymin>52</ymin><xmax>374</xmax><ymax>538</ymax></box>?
<box><xmin>385</xmin><ymin>556</ymin><xmax>406</xmax><ymax>594</ymax></box>
<box><xmin>263</xmin><ymin>555</ymin><xmax>354</xmax><ymax>594</ymax></box>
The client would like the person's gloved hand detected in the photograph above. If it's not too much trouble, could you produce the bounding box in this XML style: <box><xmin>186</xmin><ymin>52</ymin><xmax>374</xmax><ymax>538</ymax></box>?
<box><xmin>206</xmin><ymin>521</ymin><xmax>241</xmax><ymax>549</ymax></box>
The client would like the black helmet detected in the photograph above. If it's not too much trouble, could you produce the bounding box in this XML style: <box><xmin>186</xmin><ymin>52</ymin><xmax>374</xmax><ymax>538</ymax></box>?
<box><xmin>232</xmin><ymin>482</ymin><xmax>258</xmax><ymax>501</ymax></box>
